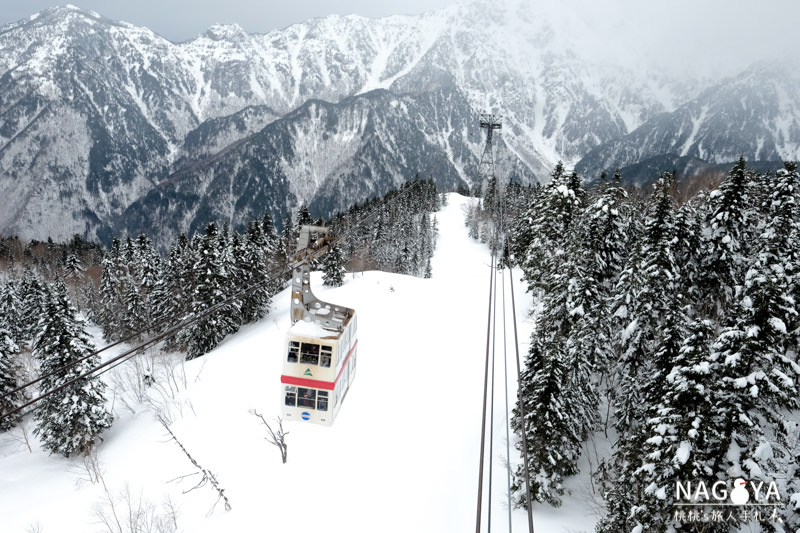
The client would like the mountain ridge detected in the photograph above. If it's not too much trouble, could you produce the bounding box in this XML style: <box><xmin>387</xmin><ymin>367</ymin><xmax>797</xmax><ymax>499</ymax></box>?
<box><xmin>0</xmin><ymin>3</ymin><xmax>795</xmax><ymax>246</ymax></box>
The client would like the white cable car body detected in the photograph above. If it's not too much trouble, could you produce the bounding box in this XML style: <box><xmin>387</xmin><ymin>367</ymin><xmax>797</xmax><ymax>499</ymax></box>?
<box><xmin>280</xmin><ymin>226</ymin><xmax>357</xmax><ymax>426</ymax></box>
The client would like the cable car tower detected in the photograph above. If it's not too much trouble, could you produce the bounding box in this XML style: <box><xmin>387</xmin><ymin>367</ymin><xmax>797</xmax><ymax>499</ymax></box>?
<box><xmin>478</xmin><ymin>113</ymin><xmax>502</xmax><ymax>187</ymax></box>
<box><xmin>478</xmin><ymin>113</ymin><xmax>503</xmax><ymax>250</ymax></box>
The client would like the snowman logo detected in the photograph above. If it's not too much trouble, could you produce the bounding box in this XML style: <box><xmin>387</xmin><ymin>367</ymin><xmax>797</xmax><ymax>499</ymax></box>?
<box><xmin>730</xmin><ymin>478</ymin><xmax>750</xmax><ymax>505</ymax></box>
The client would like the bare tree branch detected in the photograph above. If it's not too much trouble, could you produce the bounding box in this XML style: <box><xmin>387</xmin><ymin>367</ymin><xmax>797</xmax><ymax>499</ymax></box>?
<box><xmin>158</xmin><ymin>416</ymin><xmax>231</xmax><ymax>514</ymax></box>
<box><xmin>249</xmin><ymin>409</ymin><xmax>288</xmax><ymax>464</ymax></box>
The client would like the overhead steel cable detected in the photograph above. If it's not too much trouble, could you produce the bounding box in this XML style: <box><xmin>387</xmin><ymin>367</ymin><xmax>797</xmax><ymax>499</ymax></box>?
<box><xmin>0</xmin><ymin>309</ymin><xmax>181</xmax><ymax>407</ymax></box>
<box><xmin>477</xmin><ymin>171</ymin><xmax>534</xmax><ymax>533</ymax></box>
<box><xmin>509</xmin><ymin>265</ymin><xmax>535</xmax><ymax>533</ymax></box>
<box><xmin>488</xmin><ymin>256</ymin><xmax>499</xmax><ymax>532</ymax></box>
<box><xmin>476</xmin><ymin>251</ymin><xmax>496</xmax><ymax>533</ymax></box>
<box><xmin>501</xmin><ymin>265</ymin><xmax>513</xmax><ymax>533</ymax></box>
<box><xmin>0</xmin><ymin>258</ymin><xmax>289</xmax><ymax>422</ymax></box>
<box><xmin>0</xmin><ymin>178</ymin><xmax>428</xmax><ymax>424</ymax></box>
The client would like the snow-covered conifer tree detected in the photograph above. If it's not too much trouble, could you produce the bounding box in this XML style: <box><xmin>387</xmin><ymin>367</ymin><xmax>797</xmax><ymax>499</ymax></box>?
<box><xmin>512</xmin><ymin>257</ymin><xmax>601</xmax><ymax>508</ymax></box>
<box><xmin>97</xmin><ymin>237</ymin><xmax>127</xmax><ymax>341</ymax></box>
<box><xmin>32</xmin><ymin>285</ymin><xmax>112</xmax><ymax>457</ymax></box>
<box><xmin>0</xmin><ymin>329</ymin><xmax>24</xmax><ymax>430</ymax></box>
<box><xmin>610</xmin><ymin>171</ymin><xmax>684</xmax><ymax>436</ymax></box>
<box><xmin>597</xmin><ymin>173</ymin><xmax>692</xmax><ymax>531</ymax></box>
<box><xmin>706</xmin><ymin>161</ymin><xmax>800</xmax><ymax>529</ymax></box>
<box><xmin>518</xmin><ymin>163</ymin><xmax>585</xmax><ymax>295</ymax></box>
<box><xmin>235</xmin><ymin>220</ymin><xmax>274</xmax><ymax>324</ymax></box>
<box><xmin>699</xmin><ymin>156</ymin><xmax>758</xmax><ymax>315</ymax></box>
<box><xmin>178</xmin><ymin>223</ymin><xmax>241</xmax><ymax>360</ymax></box>
<box><xmin>322</xmin><ymin>243</ymin><xmax>347</xmax><ymax>287</ymax></box>
<box><xmin>629</xmin><ymin>319</ymin><xmax>732</xmax><ymax>532</ymax></box>
<box><xmin>0</xmin><ymin>281</ymin><xmax>23</xmax><ymax>343</ymax></box>
<box><xmin>17</xmin><ymin>267</ymin><xmax>47</xmax><ymax>343</ymax></box>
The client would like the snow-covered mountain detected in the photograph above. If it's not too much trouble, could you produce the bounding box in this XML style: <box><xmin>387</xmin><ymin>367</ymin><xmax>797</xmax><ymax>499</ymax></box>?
<box><xmin>575</xmin><ymin>61</ymin><xmax>800</xmax><ymax>183</ymax></box>
<box><xmin>0</xmin><ymin>2</ymin><xmax>794</xmax><ymax>245</ymax></box>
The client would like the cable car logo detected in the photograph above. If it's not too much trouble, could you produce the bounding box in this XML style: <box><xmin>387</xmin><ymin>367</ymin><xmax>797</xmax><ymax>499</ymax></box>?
<box><xmin>304</xmin><ymin>369</ymin><xmax>312</xmax><ymax>377</ymax></box>
<box><xmin>301</xmin><ymin>412</ymin><xmax>311</xmax><ymax>421</ymax></box>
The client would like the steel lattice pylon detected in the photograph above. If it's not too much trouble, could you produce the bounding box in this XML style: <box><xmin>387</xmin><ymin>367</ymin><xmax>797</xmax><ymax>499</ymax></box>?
<box><xmin>478</xmin><ymin>113</ymin><xmax>502</xmax><ymax>183</ymax></box>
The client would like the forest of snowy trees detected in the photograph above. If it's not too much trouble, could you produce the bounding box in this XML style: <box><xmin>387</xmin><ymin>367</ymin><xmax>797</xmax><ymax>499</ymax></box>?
<box><xmin>491</xmin><ymin>159</ymin><xmax>800</xmax><ymax>532</ymax></box>
<box><xmin>0</xmin><ymin>177</ymin><xmax>439</xmax><ymax>458</ymax></box>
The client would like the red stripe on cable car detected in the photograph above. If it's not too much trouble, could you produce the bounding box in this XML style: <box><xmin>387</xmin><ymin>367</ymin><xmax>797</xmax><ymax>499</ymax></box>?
<box><xmin>281</xmin><ymin>375</ymin><xmax>335</xmax><ymax>390</ymax></box>
<box><xmin>335</xmin><ymin>339</ymin><xmax>358</xmax><ymax>384</ymax></box>
<box><xmin>280</xmin><ymin>339</ymin><xmax>358</xmax><ymax>391</ymax></box>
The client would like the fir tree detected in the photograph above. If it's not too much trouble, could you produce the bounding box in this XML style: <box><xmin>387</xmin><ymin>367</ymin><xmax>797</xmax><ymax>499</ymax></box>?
<box><xmin>0</xmin><ymin>281</ymin><xmax>23</xmax><ymax>342</ymax></box>
<box><xmin>518</xmin><ymin>163</ymin><xmax>586</xmax><ymax>295</ymax></box>
<box><xmin>512</xmin><ymin>256</ymin><xmax>601</xmax><ymax>507</ymax></box>
<box><xmin>178</xmin><ymin>223</ymin><xmax>241</xmax><ymax>360</ymax></box>
<box><xmin>610</xmin><ymin>172</ymin><xmax>684</xmax><ymax>437</ymax></box>
<box><xmin>629</xmin><ymin>319</ymin><xmax>731</xmax><ymax>533</ymax></box>
<box><xmin>237</xmin><ymin>220</ymin><xmax>273</xmax><ymax>324</ymax></box>
<box><xmin>17</xmin><ymin>267</ymin><xmax>48</xmax><ymax>343</ymax></box>
<box><xmin>598</xmin><ymin>173</ymin><xmax>691</xmax><ymax>531</ymax></box>
<box><xmin>33</xmin><ymin>285</ymin><xmax>112</xmax><ymax>457</ymax></box>
<box><xmin>154</xmin><ymin>233</ymin><xmax>197</xmax><ymax>352</ymax></box>
<box><xmin>0</xmin><ymin>329</ymin><xmax>24</xmax><ymax>430</ymax></box>
<box><xmin>707</xmin><ymin>176</ymin><xmax>800</xmax><ymax>527</ymax></box>
<box><xmin>322</xmin><ymin>243</ymin><xmax>347</xmax><ymax>287</ymax></box>
<box><xmin>699</xmin><ymin>156</ymin><xmax>758</xmax><ymax>315</ymax></box>
<box><xmin>97</xmin><ymin>237</ymin><xmax>126</xmax><ymax>341</ymax></box>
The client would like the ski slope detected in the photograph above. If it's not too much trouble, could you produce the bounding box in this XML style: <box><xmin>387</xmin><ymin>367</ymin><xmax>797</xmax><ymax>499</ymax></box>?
<box><xmin>0</xmin><ymin>194</ymin><xmax>599</xmax><ymax>532</ymax></box>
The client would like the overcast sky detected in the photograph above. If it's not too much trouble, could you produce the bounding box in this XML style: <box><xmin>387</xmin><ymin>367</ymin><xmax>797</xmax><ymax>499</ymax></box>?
<box><xmin>0</xmin><ymin>0</ymin><xmax>795</xmax><ymax>75</ymax></box>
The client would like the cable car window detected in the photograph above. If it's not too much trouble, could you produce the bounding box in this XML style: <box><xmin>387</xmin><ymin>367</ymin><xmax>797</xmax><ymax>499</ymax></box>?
<box><xmin>298</xmin><ymin>387</ymin><xmax>316</xmax><ymax>408</ymax></box>
<box><xmin>287</xmin><ymin>341</ymin><xmax>299</xmax><ymax>363</ymax></box>
<box><xmin>317</xmin><ymin>391</ymin><xmax>329</xmax><ymax>411</ymax></box>
<box><xmin>300</xmin><ymin>343</ymin><xmax>320</xmax><ymax>365</ymax></box>
<box><xmin>321</xmin><ymin>345</ymin><xmax>332</xmax><ymax>368</ymax></box>
<box><xmin>284</xmin><ymin>386</ymin><xmax>297</xmax><ymax>407</ymax></box>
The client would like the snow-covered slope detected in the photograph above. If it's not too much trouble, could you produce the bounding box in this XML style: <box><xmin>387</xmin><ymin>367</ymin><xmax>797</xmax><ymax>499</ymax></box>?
<box><xmin>0</xmin><ymin>194</ymin><xmax>600</xmax><ymax>532</ymax></box>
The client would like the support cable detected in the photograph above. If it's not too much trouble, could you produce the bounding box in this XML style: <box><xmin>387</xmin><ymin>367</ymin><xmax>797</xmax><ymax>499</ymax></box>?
<box><xmin>502</xmin><ymin>266</ymin><xmax>513</xmax><ymax>533</ymax></box>
<box><xmin>475</xmin><ymin>252</ymin><xmax>496</xmax><ymax>533</ymax></box>
<box><xmin>488</xmin><ymin>258</ymin><xmax>499</xmax><ymax>532</ymax></box>
<box><xmin>509</xmin><ymin>266</ymin><xmax>535</xmax><ymax>533</ymax></box>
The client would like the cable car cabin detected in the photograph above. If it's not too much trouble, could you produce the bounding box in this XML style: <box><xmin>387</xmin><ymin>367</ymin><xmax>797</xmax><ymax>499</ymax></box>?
<box><xmin>280</xmin><ymin>309</ymin><xmax>357</xmax><ymax>426</ymax></box>
<box><xmin>281</xmin><ymin>226</ymin><xmax>357</xmax><ymax>426</ymax></box>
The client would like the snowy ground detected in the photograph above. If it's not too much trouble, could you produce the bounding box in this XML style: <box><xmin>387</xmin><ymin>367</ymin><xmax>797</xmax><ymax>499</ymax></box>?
<box><xmin>0</xmin><ymin>194</ymin><xmax>601</xmax><ymax>532</ymax></box>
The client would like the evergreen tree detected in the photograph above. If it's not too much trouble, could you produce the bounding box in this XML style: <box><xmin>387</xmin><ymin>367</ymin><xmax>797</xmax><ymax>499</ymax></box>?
<box><xmin>297</xmin><ymin>203</ymin><xmax>314</xmax><ymax>230</ymax></box>
<box><xmin>629</xmin><ymin>319</ymin><xmax>731</xmax><ymax>533</ymax></box>
<box><xmin>33</xmin><ymin>285</ymin><xmax>112</xmax><ymax>457</ymax></box>
<box><xmin>129</xmin><ymin>233</ymin><xmax>162</xmax><ymax>334</ymax></box>
<box><xmin>154</xmin><ymin>233</ymin><xmax>196</xmax><ymax>352</ymax></box>
<box><xmin>17</xmin><ymin>267</ymin><xmax>48</xmax><ymax>343</ymax></box>
<box><xmin>598</xmin><ymin>173</ymin><xmax>691</xmax><ymax>531</ymax></box>
<box><xmin>0</xmin><ymin>329</ymin><xmax>24</xmax><ymax>430</ymax></box>
<box><xmin>699</xmin><ymin>156</ymin><xmax>758</xmax><ymax>316</ymax></box>
<box><xmin>97</xmin><ymin>237</ymin><xmax>126</xmax><ymax>341</ymax></box>
<box><xmin>706</xmin><ymin>167</ymin><xmax>800</xmax><ymax>529</ymax></box>
<box><xmin>512</xmin><ymin>253</ymin><xmax>601</xmax><ymax>507</ymax></box>
<box><xmin>518</xmin><ymin>163</ymin><xmax>586</xmax><ymax>295</ymax></box>
<box><xmin>0</xmin><ymin>281</ymin><xmax>23</xmax><ymax>342</ymax></box>
<box><xmin>580</xmin><ymin>171</ymin><xmax>631</xmax><ymax>292</ymax></box>
<box><xmin>610</xmin><ymin>172</ymin><xmax>684</xmax><ymax>437</ymax></box>
<box><xmin>178</xmin><ymin>223</ymin><xmax>241</xmax><ymax>360</ymax></box>
<box><xmin>322</xmin><ymin>243</ymin><xmax>347</xmax><ymax>287</ymax></box>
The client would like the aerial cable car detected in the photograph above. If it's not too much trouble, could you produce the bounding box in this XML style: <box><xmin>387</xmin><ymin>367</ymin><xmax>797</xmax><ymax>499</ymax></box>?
<box><xmin>280</xmin><ymin>225</ymin><xmax>357</xmax><ymax>426</ymax></box>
